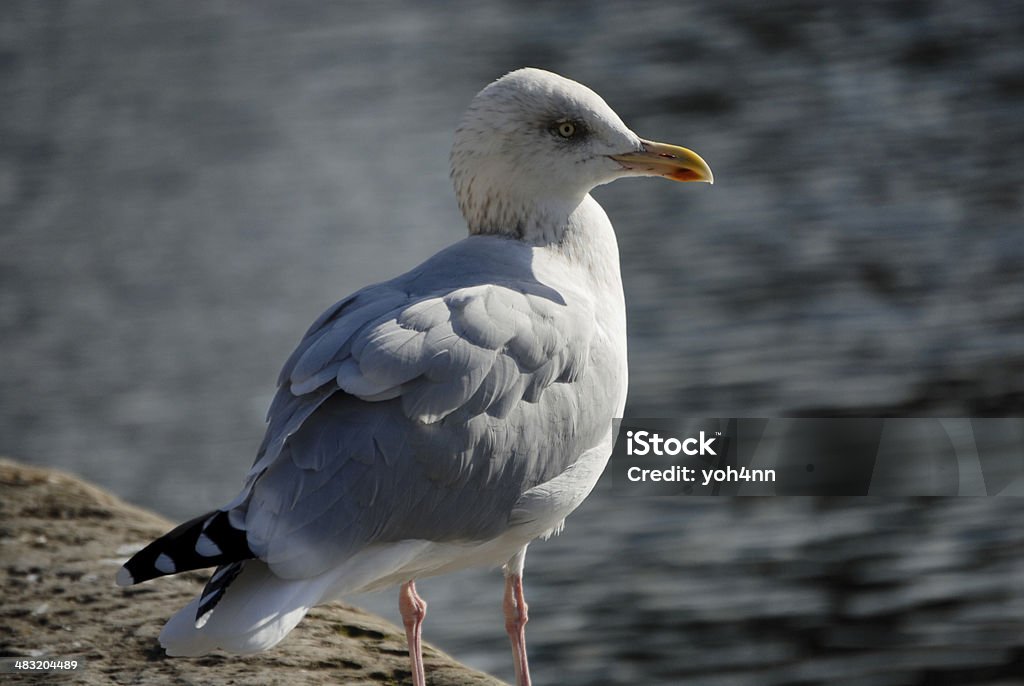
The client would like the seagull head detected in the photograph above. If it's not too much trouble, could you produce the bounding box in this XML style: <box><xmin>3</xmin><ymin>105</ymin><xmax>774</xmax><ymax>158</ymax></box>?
<box><xmin>451</xmin><ymin>67</ymin><xmax>713</xmax><ymax>239</ymax></box>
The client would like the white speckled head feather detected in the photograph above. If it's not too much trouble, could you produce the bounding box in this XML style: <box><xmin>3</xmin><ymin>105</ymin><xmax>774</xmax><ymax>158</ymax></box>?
<box><xmin>451</xmin><ymin>68</ymin><xmax>643</xmax><ymax>240</ymax></box>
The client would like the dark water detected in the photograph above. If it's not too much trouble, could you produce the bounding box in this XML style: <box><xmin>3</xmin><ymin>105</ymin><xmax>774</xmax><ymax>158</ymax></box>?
<box><xmin>3</xmin><ymin>2</ymin><xmax>1023</xmax><ymax>683</ymax></box>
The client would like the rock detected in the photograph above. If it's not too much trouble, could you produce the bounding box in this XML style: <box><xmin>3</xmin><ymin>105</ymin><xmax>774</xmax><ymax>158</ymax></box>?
<box><xmin>0</xmin><ymin>458</ymin><xmax>506</xmax><ymax>685</ymax></box>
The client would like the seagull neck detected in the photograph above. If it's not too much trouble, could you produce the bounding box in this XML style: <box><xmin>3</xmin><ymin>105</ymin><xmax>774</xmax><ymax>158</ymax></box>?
<box><xmin>466</xmin><ymin>192</ymin><xmax>593</xmax><ymax>247</ymax></box>
<box><xmin>553</xmin><ymin>195</ymin><xmax>624</xmax><ymax>280</ymax></box>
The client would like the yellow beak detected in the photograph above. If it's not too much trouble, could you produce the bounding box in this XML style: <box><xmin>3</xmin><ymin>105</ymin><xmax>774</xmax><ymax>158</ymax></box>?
<box><xmin>610</xmin><ymin>139</ymin><xmax>714</xmax><ymax>184</ymax></box>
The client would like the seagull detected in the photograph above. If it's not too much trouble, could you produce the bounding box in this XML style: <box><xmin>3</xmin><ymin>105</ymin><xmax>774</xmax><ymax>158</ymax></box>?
<box><xmin>117</xmin><ymin>67</ymin><xmax>712</xmax><ymax>686</ymax></box>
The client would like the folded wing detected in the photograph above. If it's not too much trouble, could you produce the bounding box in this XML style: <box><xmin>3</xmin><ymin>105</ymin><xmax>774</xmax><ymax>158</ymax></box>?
<box><xmin>230</xmin><ymin>238</ymin><xmax>610</xmax><ymax>579</ymax></box>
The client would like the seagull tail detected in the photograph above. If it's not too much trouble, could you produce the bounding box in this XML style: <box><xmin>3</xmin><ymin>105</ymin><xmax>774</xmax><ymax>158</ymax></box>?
<box><xmin>117</xmin><ymin>509</ymin><xmax>254</xmax><ymax>587</ymax></box>
<box><xmin>159</xmin><ymin>559</ymin><xmax>333</xmax><ymax>656</ymax></box>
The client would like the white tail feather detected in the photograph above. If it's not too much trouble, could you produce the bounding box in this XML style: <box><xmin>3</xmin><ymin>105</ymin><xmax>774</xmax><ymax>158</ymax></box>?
<box><xmin>157</xmin><ymin>539</ymin><xmax>479</xmax><ymax>657</ymax></box>
<box><xmin>159</xmin><ymin>561</ymin><xmax>330</xmax><ymax>656</ymax></box>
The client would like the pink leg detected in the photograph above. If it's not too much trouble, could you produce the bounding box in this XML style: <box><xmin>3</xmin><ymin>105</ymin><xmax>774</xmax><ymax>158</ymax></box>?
<box><xmin>399</xmin><ymin>580</ymin><xmax>428</xmax><ymax>686</ymax></box>
<box><xmin>503</xmin><ymin>573</ymin><xmax>531</xmax><ymax>686</ymax></box>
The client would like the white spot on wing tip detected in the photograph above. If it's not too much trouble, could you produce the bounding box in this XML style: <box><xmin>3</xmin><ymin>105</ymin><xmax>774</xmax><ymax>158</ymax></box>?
<box><xmin>195</xmin><ymin>533</ymin><xmax>223</xmax><ymax>557</ymax></box>
<box><xmin>194</xmin><ymin>610</ymin><xmax>212</xmax><ymax>629</ymax></box>
<box><xmin>154</xmin><ymin>553</ymin><xmax>176</xmax><ymax>574</ymax></box>
<box><xmin>115</xmin><ymin>567</ymin><xmax>134</xmax><ymax>587</ymax></box>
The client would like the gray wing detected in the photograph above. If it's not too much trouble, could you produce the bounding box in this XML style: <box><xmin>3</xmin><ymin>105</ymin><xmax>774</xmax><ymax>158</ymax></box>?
<box><xmin>232</xmin><ymin>237</ymin><xmax>617</xmax><ymax>579</ymax></box>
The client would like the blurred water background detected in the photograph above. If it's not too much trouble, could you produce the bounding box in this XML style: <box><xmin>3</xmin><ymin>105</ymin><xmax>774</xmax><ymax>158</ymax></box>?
<box><xmin>2</xmin><ymin>2</ymin><xmax>1023</xmax><ymax>684</ymax></box>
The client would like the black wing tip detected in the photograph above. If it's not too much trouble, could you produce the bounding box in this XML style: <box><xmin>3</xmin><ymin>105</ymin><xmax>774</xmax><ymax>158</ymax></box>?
<box><xmin>118</xmin><ymin>510</ymin><xmax>254</xmax><ymax>586</ymax></box>
<box><xmin>195</xmin><ymin>562</ymin><xmax>245</xmax><ymax>628</ymax></box>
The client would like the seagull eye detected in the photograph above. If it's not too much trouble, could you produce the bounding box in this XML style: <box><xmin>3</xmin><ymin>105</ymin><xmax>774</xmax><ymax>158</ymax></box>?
<box><xmin>556</xmin><ymin>121</ymin><xmax>577</xmax><ymax>138</ymax></box>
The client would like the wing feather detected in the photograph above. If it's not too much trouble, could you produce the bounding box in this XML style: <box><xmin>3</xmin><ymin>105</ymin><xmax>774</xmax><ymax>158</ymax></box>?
<box><xmin>288</xmin><ymin>290</ymin><xmax>408</xmax><ymax>392</ymax></box>
<box><xmin>462</xmin><ymin>354</ymin><xmax>522</xmax><ymax>416</ymax></box>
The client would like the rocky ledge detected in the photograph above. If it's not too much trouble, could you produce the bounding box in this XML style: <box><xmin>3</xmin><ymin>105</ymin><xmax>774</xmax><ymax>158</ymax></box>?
<box><xmin>0</xmin><ymin>458</ymin><xmax>505</xmax><ymax>685</ymax></box>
